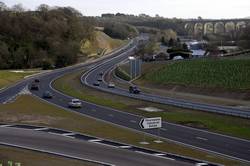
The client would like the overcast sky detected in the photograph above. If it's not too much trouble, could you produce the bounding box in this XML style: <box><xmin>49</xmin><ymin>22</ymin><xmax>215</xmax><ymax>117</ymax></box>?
<box><xmin>2</xmin><ymin>0</ymin><xmax>250</xmax><ymax>19</ymax></box>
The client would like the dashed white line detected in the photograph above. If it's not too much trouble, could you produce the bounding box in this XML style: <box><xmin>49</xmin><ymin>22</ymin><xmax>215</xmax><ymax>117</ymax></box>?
<box><xmin>135</xmin><ymin>151</ymin><xmax>175</xmax><ymax>161</ymax></box>
<box><xmin>160</xmin><ymin>128</ymin><xmax>167</xmax><ymax>131</ymax></box>
<box><xmin>62</xmin><ymin>133</ymin><xmax>75</xmax><ymax>136</ymax></box>
<box><xmin>119</xmin><ymin>145</ymin><xmax>132</xmax><ymax>149</ymax></box>
<box><xmin>0</xmin><ymin>125</ymin><xmax>13</xmax><ymax>127</ymax></box>
<box><xmin>154</xmin><ymin>153</ymin><xmax>165</xmax><ymax>156</ymax></box>
<box><xmin>196</xmin><ymin>137</ymin><xmax>208</xmax><ymax>141</ymax></box>
<box><xmin>34</xmin><ymin>128</ymin><xmax>48</xmax><ymax>131</ymax></box>
<box><xmin>88</xmin><ymin>139</ymin><xmax>102</xmax><ymax>142</ymax></box>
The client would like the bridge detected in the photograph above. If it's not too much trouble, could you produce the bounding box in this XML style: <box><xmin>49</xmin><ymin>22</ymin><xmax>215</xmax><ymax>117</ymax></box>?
<box><xmin>183</xmin><ymin>18</ymin><xmax>250</xmax><ymax>35</ymax></box>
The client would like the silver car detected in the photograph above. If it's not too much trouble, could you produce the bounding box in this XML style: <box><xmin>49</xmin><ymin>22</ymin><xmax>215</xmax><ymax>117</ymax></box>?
<box><xmin>68</xmin><ymin>99</ymin><xmax>82</xmax><ymax>108</ymax></box>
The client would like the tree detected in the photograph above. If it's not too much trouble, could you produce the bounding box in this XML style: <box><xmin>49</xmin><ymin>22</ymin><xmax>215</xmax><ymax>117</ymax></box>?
<box><xmin>0</xmin><ymin>1</ymin><xmax>7</xmax><ymax>11</ymax></box>
<box><xmin>168</xmin><ymin>38</ymin><xmax>174</xmax><ymax>47</ymax></box>
<box><xmin>11</xmin><ymin>3</ymin><xmax>25</xmax><ymax>12</ymax></box>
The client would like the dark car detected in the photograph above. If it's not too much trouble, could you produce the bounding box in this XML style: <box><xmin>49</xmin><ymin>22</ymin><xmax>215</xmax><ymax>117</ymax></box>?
<box><xmin>30</xmin><ymin>83</ymin><xmax>39</xmax><ymax>90</ymax></box>
<box><xmin>43</xmin><ymin>91</ymin><xmax>53</xmax><ymax>99</ymax></box>
<box><xmin>34</xmin><ymin>79</ymin><xmax>40</xmax><ymax>83</ymax></box>
<box><xmin>93</xmin><ymin>81</ymin><xmax>100</xmax><ymax>86</ymax></box>
<box><xmin>97</xmin><ymin>77</ymin><xmax>102</xmax><ymax>82</ymax></box>
<box><xmin>99</xmin><ymin>72</ymin><xmax>104</xmax><ymax>76</ymax></box>
<box><xmin>129</xmin><ymin>86</ymin><xmax>140</xmax><ymax>94</ymax></box>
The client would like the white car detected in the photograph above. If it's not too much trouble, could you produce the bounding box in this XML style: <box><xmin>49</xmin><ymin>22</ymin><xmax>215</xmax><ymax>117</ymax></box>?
<box><xmin>108</xmin><ymin>82</ymin><xmax>115</xmax><ymax>88</ymax></box>
<box><xmin>68</xmin><ymin>99</ymin><xmax>82</xmax><ymax>108</ymax></box>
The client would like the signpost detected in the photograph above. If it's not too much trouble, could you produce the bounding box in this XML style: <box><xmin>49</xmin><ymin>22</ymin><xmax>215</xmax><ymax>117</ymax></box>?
<box><xmin>139</xmin><ymin>117</ymin><xmax>163</xmax><ymax>144</ymax></box>
<box><xmin>139</xmin><ymin>117</ymin><xmax>162</xmax><ymax>129</ymax></box>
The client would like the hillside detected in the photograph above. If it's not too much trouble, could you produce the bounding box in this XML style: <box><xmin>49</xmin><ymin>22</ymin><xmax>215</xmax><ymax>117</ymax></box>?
<box><xmin>80</xmin><ymin>31</ymin><xmax>126</xmax><ymax>58</ymax></box>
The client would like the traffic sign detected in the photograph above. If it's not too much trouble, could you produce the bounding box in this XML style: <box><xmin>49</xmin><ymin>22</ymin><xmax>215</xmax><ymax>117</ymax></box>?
<box><xmin>139</xmin><ymin>117</ymin><xmax>162</xmax><ymax>129</ymax></box>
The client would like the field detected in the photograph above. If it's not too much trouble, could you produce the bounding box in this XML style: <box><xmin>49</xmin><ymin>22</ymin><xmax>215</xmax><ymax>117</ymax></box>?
<box><xmin>143</xmin><ymin>58</ymin><xmax>250</xmax><ymax>90</ymax></box>
<box><xmin>0</xmin><ymin>70</ymin><xmax>40</xmax><ymax>89</ymax></box>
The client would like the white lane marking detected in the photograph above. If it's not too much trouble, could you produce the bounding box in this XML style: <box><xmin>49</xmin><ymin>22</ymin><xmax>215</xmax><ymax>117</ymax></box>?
<box><xmin>196</xmin><ymin>137</ymin><xmax>208</xmax><ymax>141</ymax></box>
<box><xmin>34</xmin><ymin>128</ymin><xmax>48</xmax><ymax>131</ymax></box>
<box><xmin>119</xmin><ymin>145</ymin><xmax>132</xmax><ymax>149</ymax></box>
<box><xmin>135</xmin><ymin>151</ymin><xmax>175</xmax><ymax>161</ymax></box>
<box><xmin>0</xmin><ymin>125</ymin><xmax>13</xmax><ymax>127</ymax></box>
<box><xmin>90</xmin><ymin>141</ymin><xmax>118</xmax><ymax>149</ymax></box>
<box><xmin>109</xmin><ymin>114</ymin><xmax>114</xmax><ymax>117</ymax></box>
<box><xmin>62</xmin><ymin>133</ymin><xmax>75</xmax><ymax>139</ymax></box>
<box><xmin>195</xmin><ymin>163</ymin><xmax>208</xmax><ymax>166</ymax></box>
<box><xmin>154</xmin><ymin>153</ymin><xmax>165</xmax><ymax>156</ymax></box>
<box><xmin>88</xmin><ymin>139</ymin><xmax>102</xmax><ymax>142</ymax></box>
<box><xmin>62</xmin><ymin>133</ymin><xmax>75</xmax><ymax>136</ymax></box>
<box><xmin>160</xmin><ymin>128</ymin><xmax>167</xmax><ymax>131</ymax></box>
<box><xmin>130</xmin><ymin>120</ymin><xmax>137</xmax><ymax>123</ymax></box>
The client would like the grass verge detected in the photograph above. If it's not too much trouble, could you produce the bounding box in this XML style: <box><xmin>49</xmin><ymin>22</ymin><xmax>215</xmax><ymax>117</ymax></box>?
<box><xmin>0</xmin><ymin>95</ymin><xmax>244</xmax><ymax>166</ymax></box>
<box><xmin>0</xmin><ymin>145</ymin><xmax>95</xmax><ymax>166</ymax></box>
<box><xmin>0</xmin><ymin>69</ymin><xmax>40</xmax><ymax>89</ymax></box>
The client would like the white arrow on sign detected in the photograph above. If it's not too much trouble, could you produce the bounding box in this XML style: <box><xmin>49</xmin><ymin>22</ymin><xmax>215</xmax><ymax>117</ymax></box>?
<box><xmin>139</xmin><ymin>117</ymin><xmax>162</xmax><ymax>129</ymax></box>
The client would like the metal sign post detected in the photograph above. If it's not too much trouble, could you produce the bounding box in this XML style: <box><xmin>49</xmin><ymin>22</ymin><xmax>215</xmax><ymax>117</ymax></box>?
<box><xmin>139</xmin><ymin>117</ymin><xmax>163</xmax><ymax>144</ymax></box>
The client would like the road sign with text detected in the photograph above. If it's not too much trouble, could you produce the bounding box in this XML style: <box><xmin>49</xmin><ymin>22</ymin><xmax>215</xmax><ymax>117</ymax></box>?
<box><xmin>139</xmin><ymin>117</ymin><xmax>162</xmax><ymax>129</ymax></box>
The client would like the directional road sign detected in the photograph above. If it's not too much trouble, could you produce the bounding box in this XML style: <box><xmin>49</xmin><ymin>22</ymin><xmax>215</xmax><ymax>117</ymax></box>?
<box><xmin>139</xmin><ymin>117</ymin><xmax>162</xmax><ymax>129</ymax></box>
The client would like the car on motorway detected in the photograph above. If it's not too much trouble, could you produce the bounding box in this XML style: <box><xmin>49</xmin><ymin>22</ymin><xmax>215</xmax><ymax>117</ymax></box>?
<box><xmin>93</xmin><ymin>81</ymin><xmax>100</xmax><ymax>86</ymax></box>
<box><xmin>68</xmin><ymin>99</ymin><xmax>82</xmax><ymax>108</ymax></box>
<box><xmin>129</xmin><ymin>86</ymin><xmax>140</xmax><ymax>94</ymax></box>
<box><xmin>43</xmin><ymin>91</ymin><xmax>53</xmax><ymax>99</ymax></box>
<box><xmin>97</xmin><ymin>77</ymin><xmax>102</xmax><ymax>82</ymax></box>
<box><xmin>34</xmin><ymin>79</ymin><xmax>40</xmax><ymax>83</ymax></box>
<box><xmin>30</xmin><ymin>83</ymin><xmax>39</xmax><ymax>90</ymax></box>
<box><xmin>108</xmin><ymin>82</ymin><xmax>115</xmax><ymax>88</ymax></box>
<box><xmin>99</xmin><ymin>72</ymin><xmax>104</xmax><ymax>76</ymax></box>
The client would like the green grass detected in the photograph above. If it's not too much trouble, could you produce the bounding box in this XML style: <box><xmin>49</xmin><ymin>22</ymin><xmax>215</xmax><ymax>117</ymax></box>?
<box><xmin>0</xmin><ymin>95</ymin><xmax>243</xmax><ymax>166</ymax></box>
<box><xmin>143</xmin><ymin>58</ymin><xmax>250</xmax><ymax>90</ymax></box>
<box><xmin>0</xmin><ymin>70</ymin><xmax>40</xmax><ymax>89</ymax></box>
<box><xmin>115</xmin><ymin>66</ymin><xmax>131</xmax><ymax>81</ymax></box>
<box><xmin>54</xmin><ymin>71</ymin><xmax>250</xmax><ymax>140</ymax></box>
<box><xmin>0</xmin><ymin>145</ymin><xmax>95</xmax><ymax>166</ymax></box>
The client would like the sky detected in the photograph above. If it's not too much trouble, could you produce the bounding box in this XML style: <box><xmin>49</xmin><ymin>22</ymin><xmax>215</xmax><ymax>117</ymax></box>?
<box><xmin>2</xmin><ymin>0</ymin><xmax>250</xmax><ymax>19</ymax></box>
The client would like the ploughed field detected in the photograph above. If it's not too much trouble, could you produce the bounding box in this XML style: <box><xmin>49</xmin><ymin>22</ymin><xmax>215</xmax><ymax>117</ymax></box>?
<box><xmin>143</xmin><ymin>58</ymin><xmax>250</xmax><ymax>90</ymax></box>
